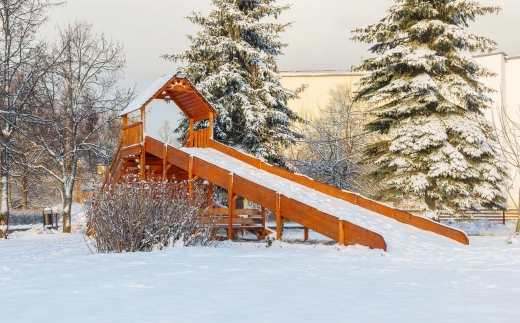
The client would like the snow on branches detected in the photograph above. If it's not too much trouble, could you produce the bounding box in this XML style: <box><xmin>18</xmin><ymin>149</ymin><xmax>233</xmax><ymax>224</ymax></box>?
<box><xmin>352</xmin><ymin>0</ymin><xmax>508</xmax><ymax>217</ymax></box>
<box><xmin>163</xmin><ymin>0</ymin><xmax>304</xmax><ymax>167</ymax></box>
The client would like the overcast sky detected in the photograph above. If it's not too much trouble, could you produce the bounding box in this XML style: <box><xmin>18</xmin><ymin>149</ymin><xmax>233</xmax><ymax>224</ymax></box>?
<box><xmin>41</xmin><ymin>0</ymin><xmax>520</xmax><ymax>93</ymax></box>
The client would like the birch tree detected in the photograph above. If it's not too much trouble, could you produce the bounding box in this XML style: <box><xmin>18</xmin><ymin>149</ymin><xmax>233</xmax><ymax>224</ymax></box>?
<box><xmin>26</xmin><ymin>21</ymin><xmax>132</xmax><ymax>233</ymax></box>
<box><xmin>0</xmin><ymin>0</ymin><xmax>61</xmax><ymax>237</ymax></box>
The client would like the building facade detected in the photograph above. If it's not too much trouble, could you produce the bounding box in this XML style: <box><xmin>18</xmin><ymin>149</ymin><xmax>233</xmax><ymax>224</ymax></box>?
<box><xmin>281</xmin><ymin>53</ymin><xmax>520</xmax><ymax>209</ymax></box>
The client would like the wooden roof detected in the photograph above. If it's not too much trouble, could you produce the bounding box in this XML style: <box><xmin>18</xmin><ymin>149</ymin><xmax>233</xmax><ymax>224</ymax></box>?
<box><xmin>120</xmin><ymin>72</ymin><xmax>217</xmax><ymax>122</ymax></box>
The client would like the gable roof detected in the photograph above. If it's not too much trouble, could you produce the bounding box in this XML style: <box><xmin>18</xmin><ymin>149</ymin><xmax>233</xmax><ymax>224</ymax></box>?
<box><xmin>120</xmin><ymin>71</ymin><xmax>218</xmax><ymax>122</ymax></box>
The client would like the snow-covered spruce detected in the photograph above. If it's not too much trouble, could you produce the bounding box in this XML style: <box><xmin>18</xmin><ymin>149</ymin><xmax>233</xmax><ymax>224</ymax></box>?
<box><xmin>352</xmin><ymin>0</ymin><xmax>508</xmax><ymax>217</ymax></box>
<box><xmin>163</xmin><ymin>0</ymin><xmax>304</xmax><ymax>167</ymax></box>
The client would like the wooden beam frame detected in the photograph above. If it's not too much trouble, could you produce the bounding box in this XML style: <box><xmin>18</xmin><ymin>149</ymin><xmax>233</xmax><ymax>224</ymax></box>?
<box><xmin>189</xmin><ymin>118</ymin><xmax>194</xmax><ymax>148</ymax></box>
<box><xmin>276</xmin><ymin>193</ymin><xmax>282</xmax><ymax>240</ymax></box>
<box><xmin>228</xmin><ymin>173</ymin><xmax>234</xmax><ymax>240</ymax></box>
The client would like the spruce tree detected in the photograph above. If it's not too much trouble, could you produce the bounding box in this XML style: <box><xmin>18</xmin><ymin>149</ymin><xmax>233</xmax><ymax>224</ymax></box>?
<box><xmin>352</xmin><ymin>0</ymin><xmax>508</xmax><ymax>217</ymax></box>
<box><xmin>163</xmin><ymin>0</ymin><xmax>304</xmax><ymax>166</ymax></box>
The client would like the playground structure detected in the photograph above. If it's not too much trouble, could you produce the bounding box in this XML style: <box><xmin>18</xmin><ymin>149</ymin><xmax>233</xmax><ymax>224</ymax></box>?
<box><xmin>105</xmin><ymin>72</ymin><xmax>469</xmax><ymax>251</ymax></box>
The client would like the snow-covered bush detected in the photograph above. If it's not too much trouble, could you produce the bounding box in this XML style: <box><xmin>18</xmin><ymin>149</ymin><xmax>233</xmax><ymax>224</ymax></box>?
<box><xmin>86</xmin><ymin>178</ymin><xmax>217</xmax><ymax>253</ymax></box>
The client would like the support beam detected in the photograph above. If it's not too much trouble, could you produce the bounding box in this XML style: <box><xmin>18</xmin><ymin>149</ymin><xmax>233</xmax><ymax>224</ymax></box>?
<box><xmin>209</xmin><ymin>112</ymin><xmax>214</xmax><ymax>139</ymax></box>
<box><xmin>189</xmin><ymin>118</ymin><xmax>194</xmax><ymax>148</ymax></box>
<box><xmin>338</xmin><ymin>220</ymin><xmax>346</xmax><ymax>245</ymax></box>
<box><xmin>188</xmin><ymin>156</ymin><xmax>193</xmax><ymax>197</ymax></box>
<box><xmin>228</xmin><ymin>173</ymin><xmax>234</xmax><ymax>240</ymax></box>
<box><xmin>276</xmin><ymin>193</ymin><xmax>282</xmax><ymax>240</ymax></box>
<box><xmin>261</xmin><ymin>206</ymin><xmax>266</xmax><ymax>239</ymax></box>
<box><xmin>304</xmin><ymin>227</ymin><xmax>309</xmax><ymax>242</ymax></box>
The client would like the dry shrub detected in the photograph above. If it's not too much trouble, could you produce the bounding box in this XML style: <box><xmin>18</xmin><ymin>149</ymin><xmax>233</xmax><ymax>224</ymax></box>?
<box><xmin>86</xmin><ymin>177</ymin><xmax>217</xmax><ymax>253</ymax></box>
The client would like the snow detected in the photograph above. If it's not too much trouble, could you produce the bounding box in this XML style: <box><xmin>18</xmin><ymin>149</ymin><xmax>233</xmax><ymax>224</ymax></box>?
<box><xmin>119</xmin><ymin>73</ymin><xmax>176</xmax><ymax>116</ymax></box>
<box><xmin>179</xmin><ymin>147</ymin><xmax>466</xmax><ymax>253</ymax></box>
<box><xmin>2</xmin><ymin>230</ymin><xmax>520</xmax><ymax>322</ymax></box>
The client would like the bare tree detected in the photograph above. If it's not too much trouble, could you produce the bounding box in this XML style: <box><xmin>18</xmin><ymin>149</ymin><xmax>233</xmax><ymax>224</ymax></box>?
<box><xmin>289</xmin><ymin>83</ymin><xmax>379</xmax><ymax>196</ymax></box>
<box><xmin>492</xmin><ymin>103</ymin><xmax>520</xmax><ymax>236</ymax></box>
<box><xmin>25</xmin><ymin>21</ymin><xmax>133</xmax><ymax>233</ymax></box>
<box><xmin>0</xmin><ymin>0</ymin><xmax>62</xmax><ymax>237</ymax></box>
<box><xmin>158</xmin><ymin>119</ymin><xmax>176</xmax><ymax>146</ymax></box>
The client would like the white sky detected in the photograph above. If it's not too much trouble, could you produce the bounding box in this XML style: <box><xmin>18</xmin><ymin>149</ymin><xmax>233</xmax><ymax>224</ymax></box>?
<box><xmin>41</xmin><ymin>0</ymin><xmax>519</xmax><ymax>139</ymax></box>
<box><xmin>41</xmin><ymin>0</ymin><xmax>520</xmax><ymax>93</ymax></box>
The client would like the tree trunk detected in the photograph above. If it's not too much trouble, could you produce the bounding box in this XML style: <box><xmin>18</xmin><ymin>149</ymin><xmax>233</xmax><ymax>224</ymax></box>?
<box><xmin>515</xmin><ymin>188</ymin><xmax>520</xmax><ymax>237</ymax></box>
<box><xmin>21</xmin><ymin>176</ymin><xmax>28</xmax><ymax>211</ymax></box>
<box><xmin>425</xmin><ymin>196</ymin><xmax>436</xmax><ymax>211</ymax></box>
<box><xmin>0</xmin><ymin>151</ymin><xmax>9</xmax><ymax>238</ymax></box>
<box><xmin>62</xmin><ymin>184</ymin><xmax>73</xmax><ymax>233</ymax></box>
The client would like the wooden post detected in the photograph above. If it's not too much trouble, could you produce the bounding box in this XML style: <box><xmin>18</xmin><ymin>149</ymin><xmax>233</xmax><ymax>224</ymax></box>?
<box><xmin>140</xmin><ymin>141</ymin><xmax>146</xmax><ymax>180</ymax></box>
<box><xmin>276</xmin><ymin>193</ymin><xmax>282</xmax><ymax>240</ymax></box>
<box><xmin>140</xmin><ymin>107</ymin><xmax>146</xmax><ymax>180</ymax></box>
<box><xmin>122</xmin><ymin>114</ymin><xmax>128</xmax><ymax>127</ymax></box>
<box><xmin>209</xmin><ymin>112</ymin><xmax>214</xmax><ymax>140</ymax></box>
<box><xmin>228</xmin><ymin>173</ymin><xmax>234</xmax><ymax>240</ymax></box>
<box><xmin>261</xmin><ymin>206</ymin><xmax>266</xmax><ymax>239</ymax></box>
<box><xmin>188</xmin><ymin>156</ymin><xmax>193</xmax><ymax>197</ymax></box>
<box><xmin>189</xmin><ymin>118</ymin><xmax>194</xmax><ymax>148</ymax></box>
<box><xmin>338</xmin><ymin>220</ymin><xmax>346</xmax><ymax>245</ymax></box>
<box><xmin>304</xmin><ymin>227</ymin><xmax>309</xmax><ymax>242</ymax></box>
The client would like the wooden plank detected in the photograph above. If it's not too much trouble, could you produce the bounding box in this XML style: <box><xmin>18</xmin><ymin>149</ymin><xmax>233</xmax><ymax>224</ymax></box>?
<box><xmin>338</xmin><ymin>220</ymin><xmax>346</xmax><ymax>245</ymax></box>
<box><xmin>145</xmin><ymin>137</ymin><xmax>164</xmax><ymax>158</ymax></box>
<box><xmin>121</xmin><ymin>145</ymin><xmax>142</xmax><ymax>158</ymax></box>
<box><xmin>166</xmin><ymin>146</ymin><xmax>190</xmax><ymax>171</ymax></box>
<box><xmin>208</xmin><ymin>139</ymin><xmax>262</xmax><ymax>168</ymax></box>
<box><xmin>192</xmin><ymin>157</ymin><xmax>230</xmax><ymax>188</ymax></box>
<box><xmin>189</xmin><ymin>119</ymin><xmax>194</xmax><ymax>147</ymax></box>
<box><xmin>233</xmin><ymin>209</ymin><xmax>262</xmax><ymax>216</ymax></box>
<box><xmin>280</xmin><ymin>196</ymin><xmax>339</xmax><ymax>240</ymax></box>
<box><xmin>209</xmin><ymin>113</ymin><xmax>214</xmax><ymax>139</ymax></box>
<box><xmin>122</xmin><ymin>121</ymin><xmax>142</xmax><ymax>130</ymax></box>
<box><xmin>356</xmin><ymin>196</ymin><xmax>396</xmax><ymax>218</ymax></box>
<box><xmin>233</xmin><ymin>175</ymin><xmax>277</xmax><ymax>211</ymax></box>
<box><xmin>276</xmin><ymin>193</ymin><xmax>282</xmax><ymax>240</ymax></box>
<box><xmin>311</xmin><ymin>181</ymin><xmax>357</xmax><ymax>204</ymax></box>
<box><xmin>188</xmin><ymin>156</ymin><xmax>193</xmax><ymax>197</ymax></box>
<box><xmin>228</xmin><ymin>174</ymin><xmax>234</xmax><ymax>240</ymax></box>
<box><xmin>343</xmin><ymin>221</ymin><xmax>387</xmax><ymax>251</ymax></box>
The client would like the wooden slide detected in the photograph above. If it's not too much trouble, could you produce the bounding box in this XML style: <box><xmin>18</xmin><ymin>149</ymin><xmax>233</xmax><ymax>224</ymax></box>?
<box><xmin>138</xmin><ymin>136</ymin><xmax>469</xmax><ymax>252</ymax></box>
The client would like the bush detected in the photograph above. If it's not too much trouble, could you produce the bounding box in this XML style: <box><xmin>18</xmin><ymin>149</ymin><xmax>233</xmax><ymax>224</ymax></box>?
<box><xmin>86</xmin><ymin>177</ymin><xmax>217</xmax><ymax>253</ymax></box>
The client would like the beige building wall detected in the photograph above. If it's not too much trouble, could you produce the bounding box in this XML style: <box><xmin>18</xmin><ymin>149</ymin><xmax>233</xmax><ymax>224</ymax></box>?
<box><xmin>281</xmin><ymin>53</ymin><xmax>520</xmax><ymax>209</ymax></box>
<box><xmin>280</xmin><ymin>70</ymin><xmax>364</xmax><ymax>116</ymax></box>
<box><xmin>475</xmin><ymin>52</ymin><xmax>520</xmax><ymax>209</ymax></box>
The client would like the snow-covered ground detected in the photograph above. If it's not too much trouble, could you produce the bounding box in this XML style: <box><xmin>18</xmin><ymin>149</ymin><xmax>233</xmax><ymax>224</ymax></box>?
<box><xmin>2</xmin><ymin>227</ymin><xmax>520</xmax><ymax>322</ymax></box>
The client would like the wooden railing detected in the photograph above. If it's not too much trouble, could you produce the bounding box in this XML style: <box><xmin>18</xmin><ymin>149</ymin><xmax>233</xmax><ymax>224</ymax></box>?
<box><xmin>205</xmin><ymin>139</ymin><xmax>469</xmax><ymax>245</ymax></box>
<box><xmin>192</xmin><ymin>128</ymin><xmax>210</xmax><ymax>148</ymax></box>
<box><xmin>122</xmin><ymin>122</ymin><xmax>143</xmax><ymax>147</ymax></box>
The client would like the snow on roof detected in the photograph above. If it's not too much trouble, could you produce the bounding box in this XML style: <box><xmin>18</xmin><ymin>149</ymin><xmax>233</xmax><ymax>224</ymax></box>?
<box><xmin>120</xmin><ymin>73</ymin><xmax>177</xmax><ymax>116</ymax></box>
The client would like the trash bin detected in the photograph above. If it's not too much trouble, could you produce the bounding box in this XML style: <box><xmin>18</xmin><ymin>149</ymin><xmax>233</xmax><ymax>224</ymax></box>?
<box><xmin>42</xmin><ymin>207</ymin><xmax>53</xmax><ymax>229</ymax></box>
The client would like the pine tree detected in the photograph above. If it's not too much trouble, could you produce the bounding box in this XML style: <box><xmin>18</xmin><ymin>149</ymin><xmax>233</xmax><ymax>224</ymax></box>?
<box><xmin>352</xmin><ymin>0</ymin><xmax>508</xmax><ymax>217</ymax></box>
<box><xmin>163</xmin><ymin>0</ymin><xmax>304</xmax><ymax>167</ymax></box>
